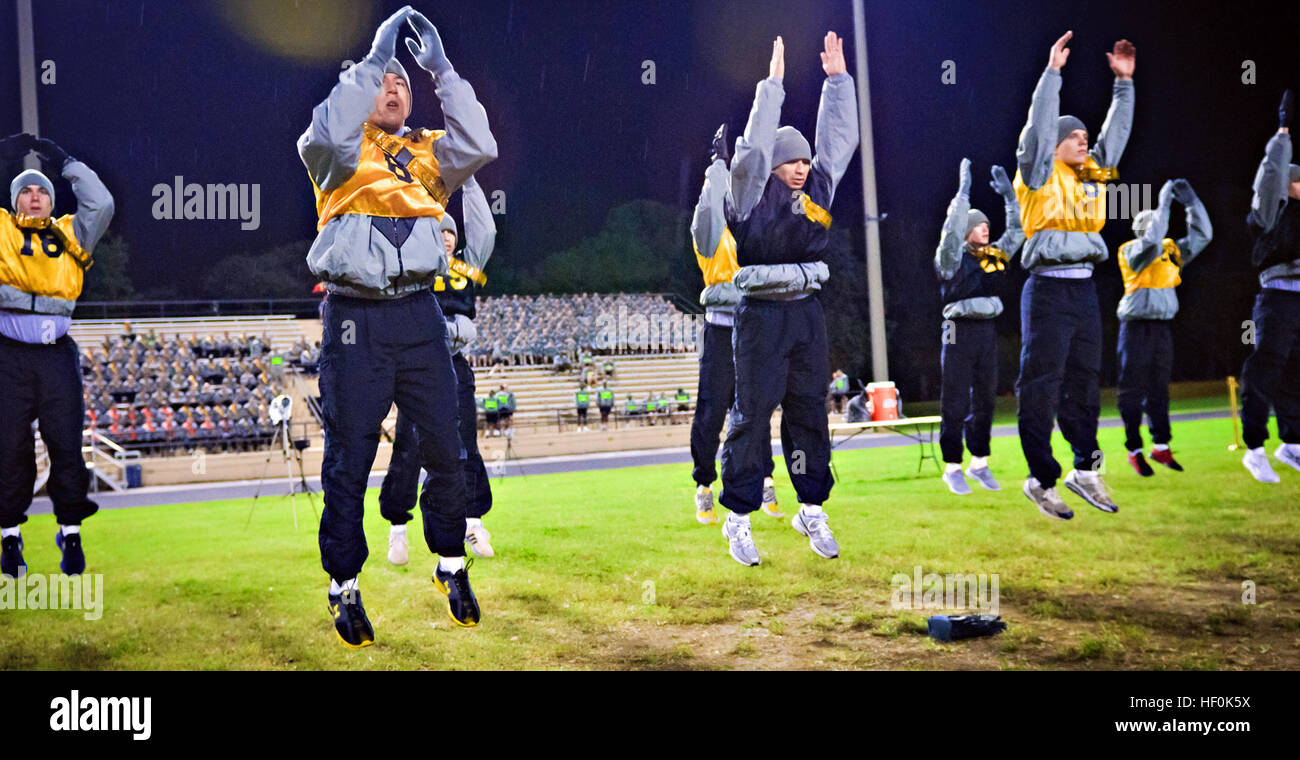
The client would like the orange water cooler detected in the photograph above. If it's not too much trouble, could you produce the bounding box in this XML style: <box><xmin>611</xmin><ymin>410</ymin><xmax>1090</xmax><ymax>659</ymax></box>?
<box><xmin>865</xmin><ymin>381</ymin><xmax>900</xmax><ymax>421</ymax></box>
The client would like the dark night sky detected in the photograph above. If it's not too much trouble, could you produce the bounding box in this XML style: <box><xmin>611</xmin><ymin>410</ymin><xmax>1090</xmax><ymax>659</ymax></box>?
<box><xmin>3</xmin><ymin>0</ymin><xmax>1299</xmax><ymax>387</ymax></box>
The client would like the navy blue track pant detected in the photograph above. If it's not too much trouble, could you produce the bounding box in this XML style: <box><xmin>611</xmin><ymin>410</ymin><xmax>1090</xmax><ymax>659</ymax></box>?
<box><xmin>0</xmin><ymin>334</ymin><xmax>98</xmax><ymax>528</ymax></box>
<box><xmin>318</xmin><ymin>291</ymin><xmax>466</xmax><ymax>583</ymax></box>
<box><xmin>690</xmin><ymin>322</ymin><xmax>775</xmax><ymax>487</ymax></box>
<box><xmin>1015</xmin><ymin>275</ymin><xmax>1103</xmax><ymax>488</ymax></box>
<box><xmin>939</xmin><ymin>318</ymin><xmax>997</xmax><ymax>464</ymax></box>
<box><xmin>380</xmin><ymin>349</ymin><xmax>492</xmax><ymax>524</ymax></box>
<box><xmin>1240</xmin><ymin>288</ymin><xmax>1300</xmax><ymax>449</ymax></box>
<box><xmin>720</xmin><ymin>296</ymin><xmax>832</xmax><ymax>514</ymax></box>
<box><xmin>1116</xmin><ymin>319</ymin><xmax>1173</xmax><ymax>452</ymax></box>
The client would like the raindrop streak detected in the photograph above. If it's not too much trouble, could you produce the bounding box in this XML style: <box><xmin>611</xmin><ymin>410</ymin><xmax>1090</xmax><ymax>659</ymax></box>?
<box><xmin>582</xmin><ymin>53</ymin><xmax>591</xmax><ymax>83</ymax></box>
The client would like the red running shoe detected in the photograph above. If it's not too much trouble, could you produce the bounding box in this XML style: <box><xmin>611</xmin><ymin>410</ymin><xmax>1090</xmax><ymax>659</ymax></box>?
<box><xmin>1149</xmin><ymin>448</ymin><xmax>1184</xmax><ymax>471</ymax></box>
<box><xmin>1129</xmin><ymin>451</ymin><xmax>1155</xmax><ymax>477</ymax></box>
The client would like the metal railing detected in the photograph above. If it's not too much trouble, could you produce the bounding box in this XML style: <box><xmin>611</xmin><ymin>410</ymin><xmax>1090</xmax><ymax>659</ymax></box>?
<box><xmin>81</xmin><ymin>430</ymin><xmax>141</xmax><ymax>492</ymax></box>
<box><xmin>74</xmin><ymin>299</ymin><xmax>324</xmax><ymax>320</ymax></box>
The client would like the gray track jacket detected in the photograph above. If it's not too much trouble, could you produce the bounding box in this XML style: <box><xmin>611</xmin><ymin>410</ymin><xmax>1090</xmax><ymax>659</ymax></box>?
<box><xmin>724</xmin><ymin>73</ymin><xmax>859</xmax><ymax>297</ymax></box>
<box><xmin>1016</xmin><ymin>67</ymin><xmax>1133</xmax><ymax>273</ymax></box>
<box><xmin>1116</xmin><ymin>185</ymin><xmax>1212</xmax><ymax>321</ymax></box>
<box><xmin>445</xmin><ymin>175</ymin><xmax>494</xmax><ymax>353</ymax></box>
<box><xmin>298</xmin><ymin>53</ymin><xmax>497</xmax><ymax>299</ymax></box>
<box><xmin>934</xmin><ymin>188</ymin><xmax>1024</xmax><ymax>319</ymax></box>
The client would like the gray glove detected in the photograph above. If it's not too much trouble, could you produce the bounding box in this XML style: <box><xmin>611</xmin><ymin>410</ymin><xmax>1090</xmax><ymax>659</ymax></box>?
<box><xmin>989</xmin><ymin>164</ymin><xmax>1013</xmax><ymax>198</ymax></box>
<box><xmin>1158</xmin><ymin>180</ymin><xmax>1175</xmax><ymax>208</ymax></box>
<box><xmin>368</xmin><ymin>6</ymin><xmax>412</xmax><ymax>64</ymax></box>
<box><xmin>1169</xmin><ymin>178</ymin><xmax>1195</xmax><ymax>205</ymax></box>
<box><xmin>958</xmin><ymin>157</ymin><xmax>972</xmax><ymax>197</ymax></box>
<box><xmin>446</xmin><ymin>314</ymin><xmax>477</xmax><ymax>353</ymax></box>
<box><xmin>405</xmin><ymin>9</ymin><xmax>453</xmax><ymax>76</ymax></box>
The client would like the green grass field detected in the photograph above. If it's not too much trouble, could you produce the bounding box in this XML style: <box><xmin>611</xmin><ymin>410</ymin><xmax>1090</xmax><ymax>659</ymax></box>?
<box><xmin>2</xmin><ymin>412</ymin><xmax>1298</xmax><ymax>670</ymax></box>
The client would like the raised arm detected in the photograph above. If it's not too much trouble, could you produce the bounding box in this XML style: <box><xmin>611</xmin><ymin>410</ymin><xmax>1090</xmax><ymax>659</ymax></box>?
<box><xmin>297</xmin><ymin>6</ymin><xmax>411</xmax><ymax>192</ymax></box>
<box><xmin>1170</xmin><ymin>179</ymin><xmax>1212</xmax><ymax>263</ymax></box>
<box><xmin>1016</xmin><ymin>32</ymin><xmax>1071</xmax><ymax>190</ymax></box>
<box><xmin>810</xmin><ymin>32</ymin><xmax>859</xmax><ymax>205</ymax></box>
<box><xmin>1126</xmin><ymin>181</ymin><xmax>1173</xmax><ymax>273</ymax></box>
<box><xmin>32</xmin><ymin>137</ymin><xmax>115</xmax><ymax>255</ymax></box>
<box><xmin>989</xmin><ymin>164</ymin><xmax>1024</xmax><ymax>255</ymax></box>
<box><xmin>729</xmin><ymin>38</ymin><xmax>785</xmax><ymax>223</ymax></box>
<box><xmin>1090</xmin><ymin>40</ymin><xmax>1136</xmax><ymax>168</ymax></box>
<box><xmin>65</xmin><ymin>160</ymin><xmax>115</xmax><ymax>256</ymax></box>
<box><xmin>692</xmin><ymin>154</ymin><xmax>730</xmax><ymax>260</ymax></box>
<box><xmin>406</xmin><ymin>10</ymin><xmax>499</xmax><ymax>194</ymax></box>
<box><xmin>459</xmin><ymin>176</ymin><xmax>496</xmax><ymax>270</ymax></box>
<box><xmin>934</xmin><ymin>159</ymin><xmax>972</xmax><ymax>281</ymax></box>
<box><xmin>1248</xmin><ymin>91</ymin><xmax>1294</xmax><ymax>233</ymax></box>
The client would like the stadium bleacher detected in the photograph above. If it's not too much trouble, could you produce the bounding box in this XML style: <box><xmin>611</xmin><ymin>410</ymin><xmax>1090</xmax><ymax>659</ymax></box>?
<box><xmin>69</xmin><ymin>316</ymin><xmax>312</xmax><ymax>455</ymax></box>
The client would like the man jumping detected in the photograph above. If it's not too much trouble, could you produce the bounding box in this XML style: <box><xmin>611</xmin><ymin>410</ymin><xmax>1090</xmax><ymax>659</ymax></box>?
<box><xmin>298</xmin><ymin>6</ymin><xmax>497</xmax><ymax>646</ymax></box>
<box><xmin>1012</xmin><ymin>32</ymin><xmax>1133</xmax><ymax>520</ymax></box>
<box><xmin>1239</xmin><ymin>89</ymin><xmax>1300</xmax><ymax>483</ymax></box>
<box><xmin>716</xmin><ymin>33</ymin><xmax>859</xmax><ymax>565</ymax></box>
<box><xmin>933</xmin><ymin>158</ymin><xmax>1023</xmax><ymax>495</ymax></box>
<box><xmin>688</xmin><ymin>124</ymin><xmax>784</xmax><ymax>526</ymax></box>
<box><xmin>0</xmin><ymin>134</ymin><xmax>114</xmax><ymax>579</ymax></box>
<box><xmin>380</xmin><ymin>175</ymin><xmax>497</xmax><ymax>564</ymax></box>
<box><xmin>1116</xmin><ymin>178</ymin><xmax>1212</xmax><ymax>475</ymax></box>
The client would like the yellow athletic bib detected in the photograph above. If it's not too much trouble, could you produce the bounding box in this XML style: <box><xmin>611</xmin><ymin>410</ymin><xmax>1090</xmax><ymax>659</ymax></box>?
<box><xmin>694</xmin><ymin>226</ymin><xmax>739</xmax><ymax>288</ymax></box>
<box><xmin>1118</xmin><ymin>238</ymin><xmax>1182</xmax><ymax>295</ymax></box>
<box><xmin>1014</xmin><ymin>157</ymin><xmax>1109</xmax><ymax>239</ymax></box>
<box><xmin>0</xmin><ymin>211</ymin><xmax>90</xmax><ymax>303</ymax></box>
<box><xmin>314</xmin><ymin>127</ymin><xmax>448</xmax><ymax>230</ymax></box>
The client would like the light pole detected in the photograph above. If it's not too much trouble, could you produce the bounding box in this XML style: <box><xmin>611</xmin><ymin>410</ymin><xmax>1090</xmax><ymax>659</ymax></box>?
<box><xmin>16</xmin><ymin>0</ymin><xmax>40</xmax><ymax>170</ymax></box>
<box><xmin>853</xmin><ymin>0</ymin><xmax>888</xmax><ymax>381</ymax></box>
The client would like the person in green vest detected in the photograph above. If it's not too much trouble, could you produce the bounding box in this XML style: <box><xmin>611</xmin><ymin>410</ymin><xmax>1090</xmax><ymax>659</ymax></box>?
<box><xmin>602</xmin><ymin>359</ymin><xmax>616</xmax><ymax>378</ymax></box>
<box><xmin>494</xmin><ymin>385</ymin><xmax>516</xmax><ymax>438</ymax></box>
<box><xmin>644</xmin><ymin>392</ymin><xmax>660</xmax><ymax>426</ymax></box>
<box><xmin>483</xmin><ymin>391</ymin><xmax>500</xmax><ymax>437</ymax></box>
<box><xmin>828</xmin><ymin>370</ymin><xmax>850</xmax><ymax>414</ymax></box>
<box><xmin>574</xmin><ymin>384</ymin><xmax>591</xmax><ymax>431</ymax></box>
<box><xmin>675</xmin><ymin>387</ymin><xmax>691</xmax><ymax>412</ymax></box>
<box><xmin>624</xmin><ymin>393</ymin><xmax>643</xmax><ymax>425</ymax></box>
<box><xmin>597</xmin><ymin>382</ymin><xmax>615</xmax><ymax>430</ymax></box>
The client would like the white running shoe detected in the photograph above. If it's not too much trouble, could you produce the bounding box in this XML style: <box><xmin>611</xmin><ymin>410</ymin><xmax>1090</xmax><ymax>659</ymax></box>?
<box><xmin>1023</xmin><ymin>478</ymin><xmax>1073</xmax><ymax>521</ymax></box>
<box><xmin>1244</xmin><ymin>448</ymin><xmax>1280</xmax><ymax>483</ymax></box>
<box><xmin>387</xmin><ymin>527</ymin><xmax>409</xmax><ymax>566</ymax></box>
<box><xmin>942</xmin><ymin>468</ymin><xmax>972</xmax><ymax>495</ymax></box>
<box><xmin>466</xmin><ymin>524</ymin><xmax>495</xmax><ymax>558</ymax></box>
<box><xmin>965</xmin><ymin>465</ymin><xmax>1001</xmax><ymax>491</ymax></box>
<box><xmin>1274</xmin><ymin>443</ymin><xmax>1300</xmax><ymax>474</ymax></box>
<box><xmin>1064</xmin><ymin>469</ymin><xmax>1118</xmax><ymax>513</ymax></box>
<box><xmin>791</xmin><ymin>505</ymin><xmax>839</xmax><ymax>558</ymax></box>
<box><xmin>721</xmin><ymin>513</ymin><xmax>760</xmax><ymax>566</ymax></box>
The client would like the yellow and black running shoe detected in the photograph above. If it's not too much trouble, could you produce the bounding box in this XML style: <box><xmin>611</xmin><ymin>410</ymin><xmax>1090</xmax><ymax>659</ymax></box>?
<box><xmin>328</xmin><ymin>589</ymin><xmax>375</xmax><ymax>648</ymax></box>
<box><xmin>433</xmin><ymin>563</ymin><xmax>481</xmax><ymax>628</ymax></box>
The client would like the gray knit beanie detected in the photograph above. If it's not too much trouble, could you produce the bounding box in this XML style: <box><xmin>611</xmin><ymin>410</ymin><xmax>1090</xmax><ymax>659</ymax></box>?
<box><xmin>772</xmin><ymin>126</ymin><xmax>812</xmax><ymax>169</ymax></box>
<box><xmin>1057</xmin><ymin>115</ymin><xmax>1087</xmax><ymax>146</ymax></box>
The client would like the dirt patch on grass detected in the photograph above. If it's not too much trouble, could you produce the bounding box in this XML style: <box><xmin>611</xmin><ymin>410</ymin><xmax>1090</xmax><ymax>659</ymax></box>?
<box><xmin>580</xmin><ymin>581</ymin><xmax>1300</xmax><ymax>670</ymax></box>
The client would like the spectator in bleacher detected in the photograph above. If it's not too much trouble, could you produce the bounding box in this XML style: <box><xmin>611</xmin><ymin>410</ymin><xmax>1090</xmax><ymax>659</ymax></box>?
<box><xmin>597</xmin><ymin>381</ymin><xmax>615</xmax><ymax>430</ymax></box>
<box><xmin>483</xmin><ymin>391</ymin><xmax>500</xmax><ymax>436</ymax></box>
<box><xmin>603</xmin><ymin>358</ymin><xmax>615</xmax><ymax>378</ymax></box>
<box><xmin>120</xmin><ymin>320</ymin><xmax>136</xmax><ymax>343</ymax></box>
<box><xmin>574</xmin><ymin>384</ymin><xmax>591</xmax><ymax>431</ymax></box>
<box><xmin>624</xmin><ymin>393</ymin><xmax>643</xmax><ymax>424</ymax></box>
